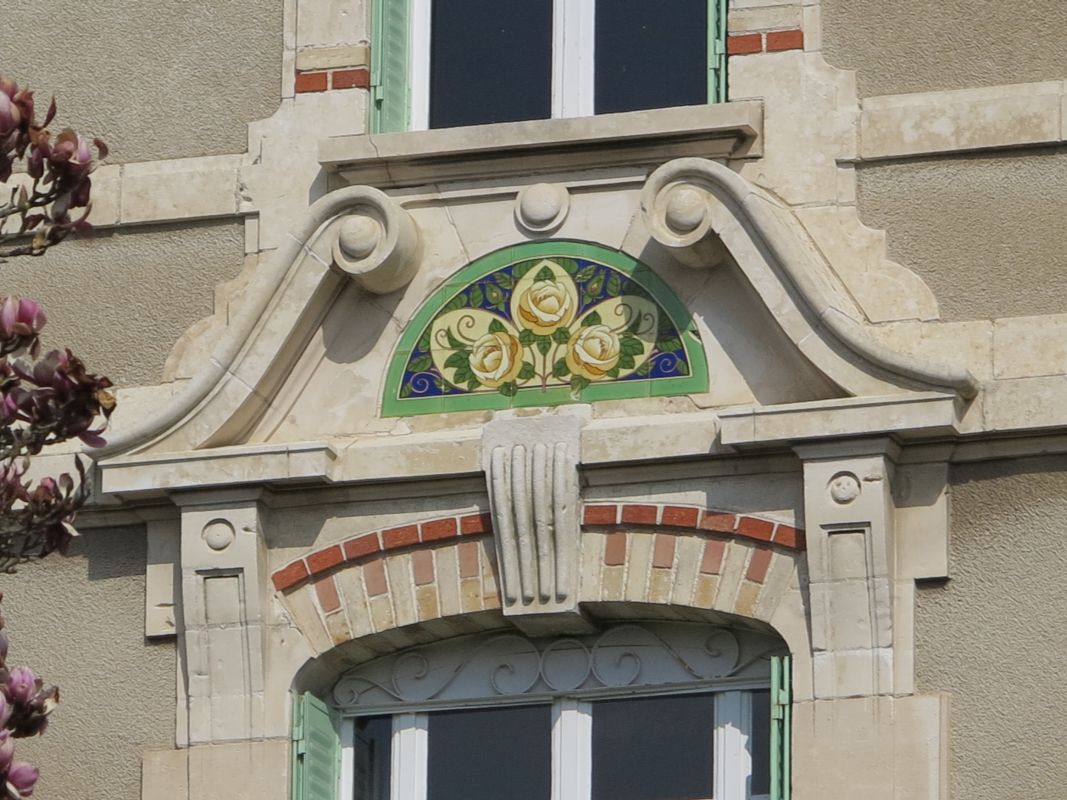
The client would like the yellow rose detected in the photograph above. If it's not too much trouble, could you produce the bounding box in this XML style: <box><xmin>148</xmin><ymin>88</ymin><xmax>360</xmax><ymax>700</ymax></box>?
<box><xmin>516</xmin><ymin>279</ymin><xmax>576</xmax><ymax>335</ymax></box>
<box><xmin>566</xmin><ymin>324</ymin><xmax>621</xmax><ymax>379</ymax></box>
<box><xmin>468</xmin><ymin>331</ymin><xmax>523</xmax><ymax>387</ymax></box>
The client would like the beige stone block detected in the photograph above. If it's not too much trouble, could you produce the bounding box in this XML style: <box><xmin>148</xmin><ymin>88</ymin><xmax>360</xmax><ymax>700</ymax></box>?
<box><xmin>993</xmin><ymin>314</ymin><xmax>1067</xmax><ymax>379</ymax></box>
<box><xmin>460</xmin><ymin>577</ymin><xmax>482</xmax><ymax>613</ymax></box>
<box><xmin>89</xmin><ymin>163</ymin><xmax>121</xmax><ymax>226</ymax></box>
<box><xmin>296</xmin><ymin>44</ymin><xmax>370</xmax><ymax>71</ymax></box>
<box><xmin>865</xmin><ymin>319</ymin><xmax>994</xmax><ymax>382</ymax></box>
<box><xmin>813</xmin><ymin>648</ymin><xmax>893</xmax><ymax>699</ymax></box>
<box><xmin>600</xmin><ymin>565</ymin><xmax>625</xmax><ymax>601</ymax></box>
<box><xmin>670</xmin><ymin>535</ymin><xmax>704</xmax><ymax>607</ymax></box>
<box><xmin>578</xmin><ymin>531</ymin><xmax>605</xmax><ymax>602</ymax></box>
<box><xmin>385</xmin><ymin>555</ymin><xmax>418</xmax><ymax>628</ymax></box>
<box><xmin>734</xmin><ymin>581</ymin><xmax>761</xmax><ymax>618</ymax></box>
<box><xmin>434</xmin><ymin>545</ymin><xmax>463</xmax><ymax>618</ymax></box>
<box><xmin>121</xmin><ymin>155</ymin><xmax>242</xmax><ymax>224</ymax></box>
<box><xmin>985</xmin><ymin>375</ymin><xmax>1067</xmax><ymax>431</ymax></box>
<box><xmin>754</xmin><ymin>552</ymin><xmax>795</xmax><ymax>621</ymax></box>
<box><xmin>648</xmin><ymin>568</ymin><xmax>674</xmax><ymax>605</ymax></box>
<box><xmin>623</xmin><ymin>532</ymin><xmax>653</xmax><ymax>602</ymax></box>
<box><xmin>416</xmin><ymin>585</ymin><xmax>440</xmax><ymax>621</ymax></box>
<box><xmin>142</xmin><ymin>747</ymin><xmax>189</xmax><ymax>800</ymax></box>
<box><xmin>712</xmin><ymin>540</ymin><xmax>748</xmax><ymax>613</ymax></box>
<box><xmin>802</xmin><ymin>4</ymin><xmax>821</xmax><ymax>51</ymax></box>
<box><xmin>892</xmin><ymin>579</ymin><xmax>915</xmax><ymax>697</ymax></box>
<box><xmin>860</xmin><ymin>82</ymin><xmax>1062</xmax><ymax>160</ymax></box>
<box><xmin>323</xmin><ymin>609</ymin><xmax>352</xmax><ymax>645</ymax></box>
<box><xmin>728</xmin><ymin>5</ymin><xmax>801</xmax><ymax>32</ymax></box>
<box><xmin>280</xmin><ymin>586</ymin><xmax>333</xmax><ymax>654</ymax></box>
<box><xmin>296</xmin><ymin>0</ymin><xmax>367</xmax><ymax>48</ymax></box>
<box><xmin>693</xmin><ymin>574</ymin><xmax>719</xmax><ymax>609</ymax></box>
<box><xmin>368</xmin><ymin>595</ymin><xmax>394</xmax><ymax>632</ymax></box>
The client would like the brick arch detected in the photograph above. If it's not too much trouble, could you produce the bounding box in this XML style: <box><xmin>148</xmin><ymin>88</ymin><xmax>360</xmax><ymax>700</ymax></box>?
<box><xmin>271</xmin><ymin>504</ymin><xmax>811</xmax><ymax>692</ymax></box>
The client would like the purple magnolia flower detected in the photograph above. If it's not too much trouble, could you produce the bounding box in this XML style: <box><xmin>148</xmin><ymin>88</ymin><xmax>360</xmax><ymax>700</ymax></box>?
<box><xmin>0</xmin><ymin>298</ymin><xmax>45</xmax><ymax>340</ymax></box>
<box><xmin>5</xmin><ymin>669</ymin><xmax>35</xmax><ymax>705</ymax></box>
<box><xmin>7</xmin><ymin>761</ymin><xmax>38</xmax><ymax>797</ymax></box>
<box><xmin>0</xmin><ymin>730</ymin><xmax>13</xmax><ymax>772</ymax></box>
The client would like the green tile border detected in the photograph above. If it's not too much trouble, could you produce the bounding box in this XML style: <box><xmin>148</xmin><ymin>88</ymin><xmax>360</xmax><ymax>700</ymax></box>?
<box><xmin>381</xmin><ymin>240</ymin><xmax>709</xmax><ymax>417</ymax></box>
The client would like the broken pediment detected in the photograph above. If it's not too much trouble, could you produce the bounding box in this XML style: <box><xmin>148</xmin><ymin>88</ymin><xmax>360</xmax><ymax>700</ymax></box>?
<box><xmin>95</xmin><ymin>158</ymin><xmax>978</xmax><ymax>460</ymax></box>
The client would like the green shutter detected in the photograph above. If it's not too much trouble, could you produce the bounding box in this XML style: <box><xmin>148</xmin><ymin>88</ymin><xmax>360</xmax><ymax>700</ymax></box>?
<box><xmin>370</xmin><ymin>0</ymin><xmax>411</xmax><ymax>133</ymax></box>
<box><xmin>708</xmin><ymin>0</ymin><xmax>728</xmax><ymax>102</ymax></box>
<box><xmin>292</xmin><ymin>692</ymin><xmax>340</xmax><ymax>800</ymax></box>
<box><xmin>770</xmin><ymin>656</ymin><xmax>792</xmax><ymax>800</ymax></box>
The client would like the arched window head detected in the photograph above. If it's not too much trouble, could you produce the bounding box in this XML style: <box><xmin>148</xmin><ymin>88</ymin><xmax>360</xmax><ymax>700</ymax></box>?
<box><xmin>383</xmin><ymin>241</ymin><xmax>709</xmax><ymax>416</ymax></box>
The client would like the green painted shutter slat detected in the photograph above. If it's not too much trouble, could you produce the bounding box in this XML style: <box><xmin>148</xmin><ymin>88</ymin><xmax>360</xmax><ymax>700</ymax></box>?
<box><xmin>292</xmin><ymin>693</ymin><xmax>340</xmax><ymax>800</ymax></box>
<box><xmin>770</xmin><ymin>655</ymin><xmax>792</xmax><ymax>800</ymax></box>
<box><xmin>708</xmin><ymin>0</ymin><xmax>728</xmax><ymax>103</ymax></box>
<box><xmin>371</xmin><ymin>0</ymin><xmax>411</xmax><ymax>133</ymax></box>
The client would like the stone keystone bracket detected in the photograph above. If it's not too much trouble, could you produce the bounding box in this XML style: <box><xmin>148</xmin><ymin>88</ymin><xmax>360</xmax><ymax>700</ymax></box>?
<box><xmin>481</xmin><ymin>413</ymin><xmax>591</xmax><ymax>635</ymax></box>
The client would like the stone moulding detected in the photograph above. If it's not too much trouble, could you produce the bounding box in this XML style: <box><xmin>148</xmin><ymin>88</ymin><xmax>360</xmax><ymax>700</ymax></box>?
<box><xmin>269</xmin><ymin>503</ymin><xmax>804</xmax><ymax>595</ymax></box>
<box><xmin>641</xmin><ymin>158</ymin><xmax>980</xmax><ymax>400</ymax></box>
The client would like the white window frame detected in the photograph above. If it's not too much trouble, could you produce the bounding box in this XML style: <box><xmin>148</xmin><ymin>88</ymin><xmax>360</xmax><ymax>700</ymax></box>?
<box><xmin>407</xmin><ymin>0</ymin><xmax>596</xmax><ymax>131</ymax></box>
<box><xmin>339</xmin><ymin>685</ymin><xmax>768</xmax><ymax>800</ymax></box>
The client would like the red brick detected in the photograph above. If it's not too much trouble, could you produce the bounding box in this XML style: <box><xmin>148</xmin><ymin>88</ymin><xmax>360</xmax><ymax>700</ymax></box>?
<box><xmin>772</xmin><ymin>524</ymin><xmax>802</xmax><ymax>550</ymax></box>
<box><xmin>314</xmin><ymin>576</ymin><xmax>341</xmax><ymax>613</ymax></box>
<box><xmin>604</xmin><ymin>533</ymin><xmax>627</xmax><ymax>566</ymax></box>
<box><xmin>583</xmin><ymin>504</ymin><xmax>618</xmax><ymax>526</ymax></box>
<box><xmin>331</xmin><ymin>68</ymin><xmax>369</xmax><ymax>90</ymax></box>
<box><xmin>306</xmin><ymin>546</ymin><xmax>344</xmax><ymax>576</ymax></box>
<box><xmin>272</xmin><ymin>560</ymin><xmax>309</xmax><ymax>592</ymax></box>
<box><xmin>652</xmin><ymin>534</ymin><xmax>676</xmax><ymax>569</ymax></box>
<box><xmin>727</xmin><ymin>33</ymin><xmax>763</xmax><ymax>55</ymax></box>
<box><xmin>700</xmin><ymin>539</ymin><xmax>726</xmax><ymax>574</ymax></box>
<box><xmin>382</xmin><ymin>524</ymin><xmax>419</xmax><ymax>550</ymax></box>
<box><xmin>766</xmin><ymin>29</ymin><xmax>804</xmax><ymax>52</ymax></box>
<box><xmin>621</xmin><ymin>504</ymin><xmax>658</xmax><ymax>525</ymax></box>
<box><xmin>737</xmin><ymin>516</ymin><xmax>775</xmax><ymax>542</ymax></box>
<box><xmin>412</xmin><ymin>550</ymin><xmax>435</xmax><ymax>586</ymax></box>
<box><xmin>661</xmin><ymin>505</ymin><xmax>700</xmax><ymax>529</ymax></box>
<box><xmin>343</xmin><ymin>533</ymin><xmax>380</xmax><ymax>562</ymax></box>
<box><xmin>421</xmin><ymin>517</ymin><xmax>458</xmax><ymax>542</ymax></box>
<box><xmin>458</xmin><ymin>541</ymin><xmax>481</xmax><ymax>578</ymax></box>
<box><xmin>460</xmin><ymin>512</ymin><xmax>493</xmax><ymax>536</ymax></box>
<box><xmin>295</xmin><ymin>71</ymin><xmax>328</xmax><ymax>93</ymax></box>
<box><xmin>746</xmin><ymin>547</ymin><xmax>773</xmax><ymax>583</ymax></box>
<box><xmin>700</xmin><ymin>511</ymin><xmax>737</xmax><ymax>534</ymax></box>
<box><xmin>364</xmin><ymin>558</ymin><xmax>388</xmax><ymax>597</ymax></box>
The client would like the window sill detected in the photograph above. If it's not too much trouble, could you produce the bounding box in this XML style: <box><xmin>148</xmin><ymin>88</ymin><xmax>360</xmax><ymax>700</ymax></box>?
<box><xmin>319</xmin><ymin>102</ymin><xmax>762</xmax><ymax>188</ymax></box>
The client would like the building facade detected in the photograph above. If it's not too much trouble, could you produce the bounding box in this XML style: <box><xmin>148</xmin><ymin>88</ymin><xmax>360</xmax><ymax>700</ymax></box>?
<box><xmin>3</xmin><ymin>1</ymin><xmax>1067</xmax><ymax>798</ymax></box>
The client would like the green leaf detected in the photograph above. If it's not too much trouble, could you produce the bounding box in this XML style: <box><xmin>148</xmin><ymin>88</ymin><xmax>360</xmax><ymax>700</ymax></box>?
<box><xmin>552</xmin><ymin>358</ymin><xmax>570</xmax><ymax>378</ymax></box>
<box><xmin>470</xmin><ymin>285</ymin><xmax>485</xmax><ymax>307</ymax></box>
<box><xmin>416</xmin><ymin>329</ymin><xmax>432</xmax><ymax>353</ymax></box>
<box><xmin>535</xmin><ymin>265</ymin><xmax>555</xmax><ymax>282</ymax></box>
<box><xmin>607</xmin><ymin>273</ymin><xmax>621</xmax><ymax>296</ymax></box>
<box><xmin>618</xmin><ymin>353</ymin><xmax>635</xmax><ymax>370</ymax></box>
<box><xmin>488</xmin><ymin>318</ymin><xmax>506</xmax><ymax>333</ymax></box>
<box><xmin>658</xmin><ymin>337</ymin><xmax>683</xmax><ymax>353</ymax></box>
<box><xmin>498</xmin><ymin>381</ymin><xmax>519</xmax><ymax>397</ymax></box>
<box><xmin>620</xmin><ymin>336</ymin><xmax>644</xmax><ymax>356</ymax></box>
<box><xmin>442</xmin><ymin>292</ymin><xmax>468</xmax><ymax>312</ymax></box>
<box><xmin>536</xmin><ymin>337</ymin><xmax>552</xmax><ymax>356</ymax></box>
<box><xmin>467</xmin><ymin>377</ymin><xmax>481</xmax><ymax>391</ymax></box>
<box><xmin>514</xmin><ymin>260</ymin><xmax>536</xmax><ymax>278</ymax></box>
<box><xmin>486</xmin><ymin>283</ymin><xmax>505</xmax><ymax>306</ymax></box>
<box><xmin>453</xmin><ymin>364</ymin><xmax>471</xmax><ymax>384</ymax></box>
<box><xmin>444</xmin><ymin>351</ymin><xmax>469</xmax><ymax>370</ymax></box>
<box><xmin>675</xmin><ymin>359</ymin><xmax>690</xmax><ymax>376</ymax></box>
<box><xmin>606</xmin><ymin>366</ymin><xmax>620</xmax><ymax>378</ymax></box>
<box><xmin>551</xmin><ymin>327</ymin><xmax>571</xmax><ymax>344</ymax></box>
<box><xmin>519</xmin><ymin>329</ymin><xmax>536</xmax><ymax>346</ymax></box>
<box><xmin>555</xmin><ymin>257</ymin><xmax>579</xmax><ymax>275</ymax></box>
<box><xmin>400</xmin><ymin>382</ymin><xmax>414</xmax><ymax>398</ymax></box>
<box><xmin>446</xmin><ymin>328</ymin><xmax>469</xmax><ymax>351</ymax></box>
<box><xmin>635</xmin><ymin>360</ymin><xmax>654</xmax><ymax>377</ymax></box>
<box><xmin>518</xmin><ymin>361</ymin><xmax>536</xmax><ymax>380</ymax></box>
<box><xmin>409</xmin><ymin>354</ymin><xmax>433</xmax><ymax>373</ymax></box>
<box><xmin>494</xmin><ymin>271</ymin><xmax>514</xmax><ymax>289</ymax></box>
<box><xmin>575</xmin><ymin>264</ymin><xmax>597</xmax><ymax>282</ymax></box>
<box><xmin>586</xmin><ymin>274</ymin><xmax>604</xmax><ymax>298</ymax></box>
<box><xmin>582</xmin><ymin>311</ymin><xmax>602</xmax><ymax>327</ymax></box>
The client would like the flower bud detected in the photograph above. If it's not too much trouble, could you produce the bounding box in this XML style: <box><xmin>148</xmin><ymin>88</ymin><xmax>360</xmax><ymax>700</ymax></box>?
<box><xmin>0</xmin><ymin>730</ymin><xmax>14</xmax><ymax>772</ymax></box>
<box><xmin>5</xmin><ymin>669</ymin><xmax>35</xmax><ymax>705</ymax></box>
<box><xmin>7</xmin><ymin>761</ymin><xmax>39</xmax><ymax>797</ymax></box>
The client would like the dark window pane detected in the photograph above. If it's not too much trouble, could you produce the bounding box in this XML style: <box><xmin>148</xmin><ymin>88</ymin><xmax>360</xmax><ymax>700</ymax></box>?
<box><xmin>430</xmin><ymin>0</ymin><xmax>553</xmax><ymax>129</ymax></box>
<box><xmin>353</xmin><ymin>716</ymin><xmax>391</xmax><ymax>800</ymax></box>
<box><xmin>592</xmin><ymin>693</ymin><xmax>715</xmax><ymax>800</ymax></box>
<box><xmin>750</xmin><ymin>690</ymin><xmax>771</xmax><ymax>796</ymax></box>
<box><xmin>594</xmin><ymin>0</ymin><xmax>708</xmax><ymax>115</ymax></box>
<box><xmin>427</xmin><ymin>705</ymin><xmax>551</xmax><ymax>800</ymax></box>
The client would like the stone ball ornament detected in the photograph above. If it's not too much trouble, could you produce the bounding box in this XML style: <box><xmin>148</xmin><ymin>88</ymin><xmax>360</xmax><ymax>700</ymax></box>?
<box><xmin>331</xmin><ymin>186</ymin><xmax>421</xmax><ymax>294</ymax></box>
<box><xmin>202</xmin><ymin>519</ymin><xmax>236</xmax><ymax>551</ymax></box>
<box><xmin>515</xmin><ymin>182</ymin><xmax>570</xmax><ymax>233</ymax></box>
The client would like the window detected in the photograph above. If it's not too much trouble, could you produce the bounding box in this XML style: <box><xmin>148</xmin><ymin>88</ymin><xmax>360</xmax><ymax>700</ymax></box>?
<box><xmin>293</xmin><ymin>622</ymin><xmax>792</xmax><ymax>800</ymax></box>
<box><xmin>370</xmin><ymin>0</ymin><xmax>728</xmax><ymax>132</ymax></box>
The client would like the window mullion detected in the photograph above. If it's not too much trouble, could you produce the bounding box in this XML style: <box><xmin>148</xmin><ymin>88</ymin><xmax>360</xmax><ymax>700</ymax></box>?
<box><xmin>409</xmin><ymin>0</ymin><xmax>431</xmax><ymax>130</ymax></box>
<box><xmin>714</xmin><ymin>691</ymin><xmax>753</xmax><ymax>800</ymax></box>
<box><xmin>391</xmin><ymin>712</ymin><xmax>428</xmax><ymax>800</ymax></box>
<box><xmin>553</xmin><ymin>0</ymin><xmax>595</xmax><ymax>118</ymax></box>
<box><xmin>552</xmin><ymin>698</ymin><xmax>592</xmax><ymax>800</ymax></box>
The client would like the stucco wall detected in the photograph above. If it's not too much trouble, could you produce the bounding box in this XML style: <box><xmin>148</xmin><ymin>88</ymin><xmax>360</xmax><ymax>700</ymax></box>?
<box><xmin>0</xmin><ymin>0</ymin><xmax>284</xmax><ymax>162</ymax></box>
<box><xmin>0</xmin><ymin>219</ymin><xmax>247</xmax><ymax>387</ymax></box>
<box><xmin>855</xmin><ymin>149</ymin><xmax>1067</xmax><ymax>321</ymax></box>
<box><xmin>820</xmin><ymin>0</ymin><xmax>1067</xmax><ymax>97</ymax></box>
<box><xmin>915</xmin><ymin>456</ymin><xmax>1067</xmax><ymax>799</ymax></box>
<box><xmin>0</xmin><ymin>527</ymin><xmax>175</xmax><ymax>800</ymax></box>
